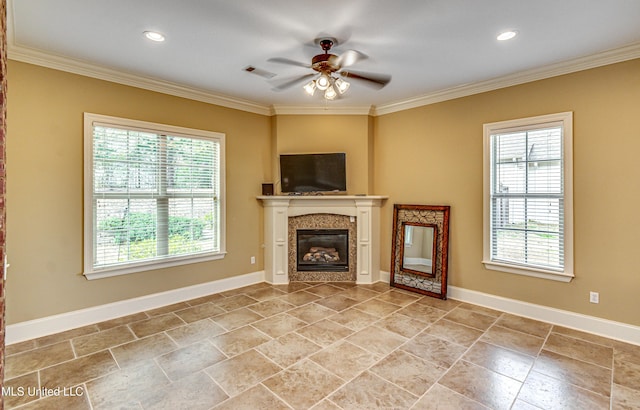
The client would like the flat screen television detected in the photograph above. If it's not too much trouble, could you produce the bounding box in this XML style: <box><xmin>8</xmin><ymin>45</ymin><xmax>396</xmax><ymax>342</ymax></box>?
<box><xmin>279</xmin><ymin>153</ymin><xmax>347</xmax><ymax>194</ymax></box>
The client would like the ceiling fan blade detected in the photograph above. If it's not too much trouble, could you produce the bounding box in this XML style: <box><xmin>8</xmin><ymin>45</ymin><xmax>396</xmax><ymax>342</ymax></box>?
<box><xmin>337</xmin><ymin>50</ymin><xmax>367</xmax><ymax>68</ymax></box>
<box><xmin>271</xmin><ymin>73</ymin><xmax>316</xmax><ymax>91</ymax></box>
<box><xmin>340</xmin><ymin>70</ymin><xmax>391</xmax><ymax>89</ymax></box>
<box><xmin>267</xmin><ymin>57</ymin><xmax>311</xmax><ymax>68</ymax></box>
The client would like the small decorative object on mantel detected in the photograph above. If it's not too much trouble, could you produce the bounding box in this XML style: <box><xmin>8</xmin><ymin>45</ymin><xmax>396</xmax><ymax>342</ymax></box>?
<box><xmin>390</xmin><ymin>204</ymin><xmax>450</xmax><ymax>299</ymax></box>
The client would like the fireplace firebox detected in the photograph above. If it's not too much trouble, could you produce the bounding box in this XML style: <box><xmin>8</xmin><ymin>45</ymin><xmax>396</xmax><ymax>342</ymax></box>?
<box><xmin>296</xmin><ymin>229</ymin><xmax>349</xmax><ymax>272</ymax></box>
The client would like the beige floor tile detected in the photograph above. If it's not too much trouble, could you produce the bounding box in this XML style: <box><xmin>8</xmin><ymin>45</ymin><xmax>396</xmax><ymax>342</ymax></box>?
<box><xmin>339</xmin><ymin>286</ymin><xmax>380</xmax><ymax>301</ymax></box>
<box><xmin>110</xmin><ymin>333</ymin><xmax>177</xmax><ymax>368</ymax></box>
<box><xmin>612</xmin><ymin>383</ymin><xmax>640</xmax><ymax>409</ymax></box>
<box><xmin>413</xmin><ymin>383</ymin><xmax>489</xmax><ymax>409</ymax></box>
<box><xmin>210</xmin><ymin>325</ymin><xmax>271</xmax><ymax>356</ymax></box>
<box><xmin>263</xmin><ymin>359</ymin><xmax>345</xmax><ymax>409</ymax></box>
<box><xmin>456</xmin><ymin>302</ymin><xmax>504</xmax><ymax>318</ymax></box>
<box><xmin>85</xmin><ymin>360</ymin><xmax>170</xmax><ymax>409</ymax></box>
<box><xmin>518</xmin><ymin>371</ymin><xmax>610</xmax><ymax>409</ymax></box>
<box><xmin>510</xmin><ymin>399</ymin><xmax>543</xmax><ymax>410</ymax></box>
<box><xmin>277</xmin><ymin>290</ymin><xmax>321</xmax><ymax>306</ymax></box>
<box><xmin>13</xmin><ymin>389</ymin><xmax>92</xmax><ymax>410</ymax></box>
<box><xmin>212</xmin><ymin>384</ymin><xmax>290</xmax><ymax>410</ymax></box>
<box><xmin>374</xmin><ymin>312</ymin><xmax>430</xmax><ymax>338</ymax></box>
<box><xmin>362</xmin><ymin>282</ymin><xmax>392</xmax><ymax>293</ymax></box>
<box><xmin>614</xmin><ymin>341</ymin><xmax>640</xmax><ymax>366</ymax></box>
<box><xmin>481</xmin><ymin>325</ymin><xmax>545</xmax><ymax>356</ymax></box>
<box><xmin>156</xmin><ymin>340</ymin><xmax>226</xmax><ymax>381</ymax></box>
<box><xmin>213</xmin><ymin>294</ymin><xmax>259</xmax><ymax>311</ymax></box>
<box><xmin>310</xmin><ymin>341</ymin><xmax>378</xmax><ymax>380</ymax></box>
<box><xmin>144</xmin><ymin>302</ymin><xmax>190</xmax><ymax>317</ymax></box>
<box><xmin>329</xmin><ymin>371</ymin><xmax>417</xmax><ymax>410</ymax></box>
<box><xmin>415</xmin><ymin>296</ymin><xmax>461</xmax><ymax>311</ymax></box>
<box><xmin>463</xmin><ymin>341</ymin><xmax>534</xmax><ymax>382</ymax></box>
<box><xmin>444</xmin><ymin>307</ymin><xmax>498</xmax><ymax>331</ymax></box>
<box><xmin>314</xmin><ymin>294</ymin><xmax>360</xmax><ymax>312</ymax></box>
<box><xmin>304</xmin><ymin>283</ymin><xmax>345</xmax><ymax>297</ymax></box>
<box><xmin>370</xmin><ymin>350</ymin><xmax>445</xmax><ymax>396</ymax></box>
<box><xmin>211</xmin><ymin>307</ymin><xmax>264</xmax><ymax>331</ymax></box>
<box><xmin>257</xmin><ymin>332</ymin><xmax>322</xmax><ymax>368</ymax></box>
<box><xmin>297</xmin><ymin>319</ymin><xmax>354</xmax><ymax>347</ymax></box>
<box><xmin>272</xmin><ymin>282</ymin><xmax>313</xmax><ymax>293</ymax></box>
<box><xmin>287</xmin><ymin>303</ymin><xmax>336</xmax><ymax>324</ymax></box>
<box><xmin>141</xmin><ymin>371</ymin><xmax>228</xmax><ymax>410</ymax></box>
<box><xmin>72</xmin><ymin>325</ymin><xmax>135</xmax><ymax>357</ymax></box>
<box><xmin>251</xmin><ymin>312</ymin><xmax>307</xmax><ymax>338</ymax></box>
<box><xmin>401</xmin><ymin>333</ymin><xmax>467</xmax><ymax>368</ymax></box>
<box><xmin>40</xmin><ymin>350</ymin><xmax>118</xmax><ymax>389</ymax></box>
<box><xmin>184</xmin><ymin>293</ymin><xmax>225</xmax><ymax>306</ymax></box>
<box><xmin>128</xmin><ymin>313</ymin><xmax>185</xmax><ymax>338</ymax></box>
<box><xmin>246</xmin><ymin>298</ymin><xmax>296</xmax><ymax>317</ymax></box>
<box><xmin>354</xmin><ymin>298</ymin><xmax>401</xmax><ymax>317</ymax></box>
<box><xmin>425</xmin><ymin>319</ymin><xmax>484</xmax><ymax>347</ymax></box>
<box><xmin>165</xmin><ymin>318</ymin><xmax>226</xmax><ymax>346</ymax></box>
<box><xmin>551</xmin><ymin>325</ymin><xmax>617</xmax><ymax>347</ymax></box>
<box><xmin>396</xmin><ymin>302</ymin><xmax>447</xmax><ymax>323</ymax></box>
<box><xmin>206</xmin><ymin>349</ymin><xmax>282</xmax><ymax>396</ymax></box>
<box><xmin>327</xmin><ymin>307</ymin><xmax>379</xmax><ymax>331</ymax></box>
<box><xmin>5</xmin><ymin>339</ymin><xmax>37</xmax><ymax>356</ymax></box>
<box><xmin>495</xmin><ymin>313</ymin><xmax>552</xmax><ymax>338</ymax></box>
<box><xmin>3</xmin><ymin>372</ymin><xmax>40</xmax><ymax>408</ymax></box>
<box><xmin>95</xmin><ymin>312</ymin><xmax>149</xmax><ymax>331</ymax></box>
<box><xmin>34</xmin><ymin>325</ymin><xmax>99</xmax><ymax>348</ymax></box>
<box><xmin>310</xmin><ymin>399</ymin><xmax>343</xmax><ymax>410</ymax></box>
<box><xmin>439</xmin><ymin>360</ymin><xmax>522</xmax><ymax>410</ymax></box>
<box><xmin>614</xmin><ymin>358</ymin><xmax>640</xmax><ymax>391</ymax></box>
<box><xmin>543</xmin><ymin>332</ymin><xmax>613</xmax><ymax>368</ymax></box>
<box><xmin>244</xmin><ymin>287</ymin><xmax>287</xmax><ymax>301</ymax></box>
<box><xmin>533</xmin><ymin>350</ymin><xmax>612</xmax><ymax>397</ymax></box>
<box><xmin>346</xmin><ymin>325</ymin><xmax>406</xmax><ymax>357</ymax></box>
<box><xmin>173</xmin><ymin>302</ymin><xmax>225</xmax><ymax>323</ymax></box>
<box><xmin>5</xmin><ymin>341</ymin><xmax>75</xmax><ymax>380</ymax></box>
<box><xmin>373</xmin><ymin>289</ymin><xmax>421</xmax><ymax>306</ymax></box>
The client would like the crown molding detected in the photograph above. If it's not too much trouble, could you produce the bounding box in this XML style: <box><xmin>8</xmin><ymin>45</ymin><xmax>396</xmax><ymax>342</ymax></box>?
<box><xmin>271</xmin><ymin>105</ymin><xmax>374</xmax><ymax>116</ymax></box>
<box><xmin>373</xmin><ymin>41</ymin><xmax>640</xmax><ymax>116</ymax></box>
<box><xmin>8</xmin><ymin>44</ymin><xmax>273</xmax><ymax>117</ymax></box>
<box><xmin>8</xmin><ymin>35</ymin><xmax>640</xmax><ymax>118</ymax></box>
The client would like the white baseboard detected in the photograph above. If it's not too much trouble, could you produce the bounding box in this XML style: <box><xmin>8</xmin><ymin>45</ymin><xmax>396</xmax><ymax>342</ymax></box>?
<box><xmin>380</xmin><ymin>271</ymin><xmax>640</xmax><ymax>346</ymax></box>
<box><xmin>6</xmin><ymin>271</ymin><xmax>265</xmax><ymax>345</ymax></box>
<box><xmin>8</xmin><ymin>270</ymin><xmax>640</xmax><ymax>347</ymax></box>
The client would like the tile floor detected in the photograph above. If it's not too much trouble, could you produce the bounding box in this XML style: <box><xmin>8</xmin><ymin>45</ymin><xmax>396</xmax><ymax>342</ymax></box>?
<box><xmin>4</xmin><ymin>281</ymin><xmax>640</xmax><ymax>409</ymax></box>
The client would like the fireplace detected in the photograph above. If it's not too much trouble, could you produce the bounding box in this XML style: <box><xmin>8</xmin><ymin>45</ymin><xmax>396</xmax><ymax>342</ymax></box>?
<box><xmin>296</xmin><ymin>229</ymin><xmax>349</xmax><ymax>272</ymax></box>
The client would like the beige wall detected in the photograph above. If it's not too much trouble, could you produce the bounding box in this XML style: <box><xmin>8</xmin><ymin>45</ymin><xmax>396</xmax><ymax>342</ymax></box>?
<box><xmin>7</xmin><ymin>57</ymin><xmax>640</xmax><ymax>328</ymax></box>
<box><xmin>6</xmin><ymin>61</ymin><xmax>272</xmax><ymax>324</ymax></box>
<box><xmin>375</xmin><ymin>58</ymin><xmax>640</xmax><ymax>326</ymax></box>
<box><xmin>271</xmin><ymin>115</ymin><xmax>371</xmax><ymax>195</ymax></box>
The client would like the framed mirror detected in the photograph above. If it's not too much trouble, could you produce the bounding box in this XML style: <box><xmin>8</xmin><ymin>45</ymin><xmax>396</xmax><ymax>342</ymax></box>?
<box><xmin>391</xmin><ymin>204</ymin><xmax>450</xmax><ymax>299</ymax></box>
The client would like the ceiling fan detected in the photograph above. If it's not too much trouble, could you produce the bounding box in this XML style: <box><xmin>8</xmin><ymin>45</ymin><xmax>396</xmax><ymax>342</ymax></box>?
<box><xmin>262</xmin><ymin>37</ymin><xmax>391</xmax><ymax>100</ymax></box>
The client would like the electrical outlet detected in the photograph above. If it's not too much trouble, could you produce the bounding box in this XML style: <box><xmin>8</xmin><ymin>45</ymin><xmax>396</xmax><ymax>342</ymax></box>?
<box><xmin>250</xmin><ymin>256</ymin><xmax>256</xmax><ymax>264</ymax></box>
<box><xmin>589</xmin><ymin>291</ymin><xmax>599</xmax><ymax>304</ymax></box>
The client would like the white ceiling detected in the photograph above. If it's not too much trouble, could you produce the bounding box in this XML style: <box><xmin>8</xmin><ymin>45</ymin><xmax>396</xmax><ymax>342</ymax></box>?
<box><xmin>8</xmin><ymin>0</ymin><xmax>640</xmax><ymax>115</ymax></box>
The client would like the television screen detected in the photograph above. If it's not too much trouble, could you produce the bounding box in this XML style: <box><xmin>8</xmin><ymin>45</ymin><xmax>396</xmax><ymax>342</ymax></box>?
<box><xmin>280</xmin><ymin>153</ymin><xmax>346</xmax><ymax>194</ymax></box>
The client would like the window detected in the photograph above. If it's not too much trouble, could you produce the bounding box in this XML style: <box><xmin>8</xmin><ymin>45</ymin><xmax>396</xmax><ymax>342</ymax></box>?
<box><xmin>483</xmin><ymin>112</ymin><xmax>573</xmax><ymax>282</ymax></box>
<box><xmin>84</xmin><ymin>113</ymin><xmax>225</xmax><ymax>279</ymax></box>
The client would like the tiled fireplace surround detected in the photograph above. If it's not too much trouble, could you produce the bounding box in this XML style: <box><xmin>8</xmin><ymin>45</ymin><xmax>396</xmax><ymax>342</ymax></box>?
<box><xmin>259</xmin><ymin>196</ymin><xmax>386</xmax><ymax>285</ymax></box>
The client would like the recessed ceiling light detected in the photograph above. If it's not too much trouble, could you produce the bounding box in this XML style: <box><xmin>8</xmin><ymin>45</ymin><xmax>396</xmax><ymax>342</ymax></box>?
<box><xmin>497</xmin><ymin>30</ymin><xmax>518</xmax><ymax>41</ymax></box>
<box><xmin>144</xmin><ymin>31</ymin><xmax>165</xmax><ymax>42</ymax></box>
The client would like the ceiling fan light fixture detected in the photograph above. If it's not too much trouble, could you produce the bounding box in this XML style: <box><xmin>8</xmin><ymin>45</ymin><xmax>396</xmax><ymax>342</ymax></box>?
<box><xmin>324</xmin><ymin>85</ymin><xmax>337</xmax><ymax>100</ymax></box>
<box><xmin>143</xmin><ymin>31</ymin><xmax>165</xmax><ymax>42</ymax></box>
<box><xmin>335</xmin><ymin>78</ymin><xmax>350</xmax><ymax>94</ymax></box>
<box><xmin>303</xmin><ymin>80</ymin><xmax>317</xmax><ymax>96</ymax></box>
<box><xmin>316</xmin><ymin>74</ymin><xmax>330</xmax><ymax>90</ymax></box>
<box><xmin>497</xmin><ymin>30</ymin><xmax>518</xmax><ymax>41</ymax></box>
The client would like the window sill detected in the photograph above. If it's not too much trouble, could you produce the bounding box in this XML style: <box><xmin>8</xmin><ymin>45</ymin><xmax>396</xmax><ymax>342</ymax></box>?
<box><xmin>482</xmin><ymin>260</ymin><xmax>574</xmax><ymax>283</ymax></box>
<box><xmin>84</xmin><ymin>252</ymin><xmax>227</xmax><ymax>280</ymax></box>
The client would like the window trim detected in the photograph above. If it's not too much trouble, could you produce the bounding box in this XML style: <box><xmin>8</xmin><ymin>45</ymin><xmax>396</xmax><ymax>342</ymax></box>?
<box><xmin>482</xmin><ymin>112</ymin><xmax>574</xmax><ymax>282</ymax></box>
<box><xmin>83</xmin><ymin>113</ymin><xmax>226</xmax><ymax>280</ymax></box>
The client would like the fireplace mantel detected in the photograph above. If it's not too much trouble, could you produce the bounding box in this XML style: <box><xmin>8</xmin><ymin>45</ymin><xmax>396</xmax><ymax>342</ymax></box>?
<box><xmin>258</xmin><ymin>195</ymin><xmax>387</xmax><ymax>284</ymax></box>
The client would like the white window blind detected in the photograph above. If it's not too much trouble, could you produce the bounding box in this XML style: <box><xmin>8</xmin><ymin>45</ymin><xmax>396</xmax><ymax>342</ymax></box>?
<box><xmin>483</xmin><ymin>112</ymin><xmax>573</xmax><ymax>282</ymax></box>
<box><xmin>84</xmin><ymin>113</ymin><xmax>225</xmax><ymax>279</ymax></box>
